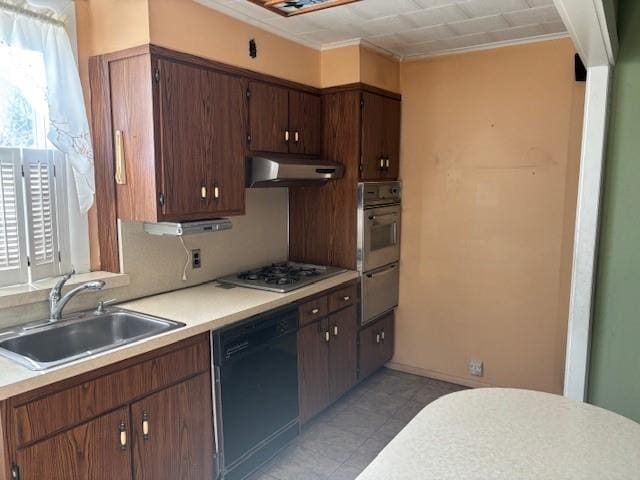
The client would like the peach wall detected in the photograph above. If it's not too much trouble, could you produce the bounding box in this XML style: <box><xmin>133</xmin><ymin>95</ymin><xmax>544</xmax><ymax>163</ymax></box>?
<box><xmin>359</xmin><ymin>46</ymin><xmax>400</xmax><ymax>93</ymax></box>
<box><xmin>321</xmin><ymin>44</ymin><xmax>360</xmax><ymax>88</ymax></box>
<box><xmin>148</xmin><ymin>0</ymin><xmax>321</xmax><ymax>87</ymax></box>
<box><xmin>392</xmin><ymin>38</ymin><xmax>584</xmax><ymax>394</ymax></box>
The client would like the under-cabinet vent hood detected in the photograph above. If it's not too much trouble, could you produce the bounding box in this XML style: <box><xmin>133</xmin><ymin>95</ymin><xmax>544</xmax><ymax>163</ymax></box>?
<box><xmin>246</xmin><ymin>157</ymin><xmax>344</xmax><ymax>187</ymax></box>
<box><xmin>143</xmin><ymin>219</ymin><xmax>232</xmax><ymax>236</ymax></box>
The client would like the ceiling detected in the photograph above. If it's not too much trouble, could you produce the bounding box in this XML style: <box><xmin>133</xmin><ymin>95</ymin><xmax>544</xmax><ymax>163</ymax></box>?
<box><xmin>196</xmin><ymin>0</ymin><xmax>568</xmax><ymax>60</ymax></box>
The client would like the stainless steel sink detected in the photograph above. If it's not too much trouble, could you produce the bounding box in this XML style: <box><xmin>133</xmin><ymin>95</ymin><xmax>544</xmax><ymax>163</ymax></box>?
<box><xmin>0</xmin><ymin>309</ymin><xmax>185</xmax><ymax>371</ymax></box>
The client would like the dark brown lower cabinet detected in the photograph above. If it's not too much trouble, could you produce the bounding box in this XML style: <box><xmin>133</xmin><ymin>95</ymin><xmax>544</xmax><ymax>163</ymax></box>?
<box><xmin>359</xmin><ymin>312</ymin><xmax>395</xmax><ymax>380</ymax></box>
<box><xmin>17</xmin><ymin>408</ymin><xmax>132</xmax><ymax>480</ymax></box>
<box><xmin>2</xmin><ymin>335</ymin><xmax>215</xmax><ymax>480</ymax></box>
<box><xmin>298</xmin><ymin>304</ymin><xmax>358</xmax><ymax>424</ymax></box>
<box><xmin>131</xmin><ymin>373</ymin><xmax>214</xmax><ymax>480</ymax></box>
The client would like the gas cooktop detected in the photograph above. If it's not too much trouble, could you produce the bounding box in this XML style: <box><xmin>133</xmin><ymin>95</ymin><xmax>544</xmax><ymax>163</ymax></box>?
<box><xmin>217</xmin><ymin>262</ymin><xmax>346</xmax><ymax>293</ymax></box>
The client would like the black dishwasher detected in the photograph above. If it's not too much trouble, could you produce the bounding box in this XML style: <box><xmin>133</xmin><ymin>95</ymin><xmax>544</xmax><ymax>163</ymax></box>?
<box><xmin>213</xmin><ymin>304</ymin><xmax>299</xmax><ymax>480</ymax></box>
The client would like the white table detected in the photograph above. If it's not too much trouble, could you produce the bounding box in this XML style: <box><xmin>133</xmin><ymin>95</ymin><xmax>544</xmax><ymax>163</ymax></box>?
<box><xmin>357</xmin><ymin>388</ymin><xmax>640</xmax><ymax>480</ymax></box>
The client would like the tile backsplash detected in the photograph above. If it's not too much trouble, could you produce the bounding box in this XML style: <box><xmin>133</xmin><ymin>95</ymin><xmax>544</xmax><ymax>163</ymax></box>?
<box><xmin>0</xmin><ymin>188</ymin><xmax>288</xmax><ymax>329</ymax></box>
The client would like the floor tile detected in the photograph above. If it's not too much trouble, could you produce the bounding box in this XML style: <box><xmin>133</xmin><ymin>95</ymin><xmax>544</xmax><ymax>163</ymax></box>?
<box><xmin>327</xmin><ymin>464</ymin><xmax>365</xmax><ymax>480</ymax></box>
<box><xmin>392</xmin><ymin>399</ymin><xmax>427</xmax><ymax>423</ymax></box>
<box><xmin>245</xmin><ymin>471</ymin><xmax>279</xmax><ymax>480</ymax></box>
<box><xmin>363</xmin><ymin>371</ymin><xmax>424</xmax><ymax>399</ymax></box>
<box><xmin>343</xmin><ymin>436</ymin><xmax>390</xmax><ymax>470</ymax></box>
<box><xmin>325</xmin><ymin>405</ymin><xmax>388</xmax><ymax>438</ymax></box>
<box><xmin>352</xmin><ymin>388</ymin><xmax>410</xmax><ymax>417</ymax></box>
<box><xmin>373</xmin><ymin>418</ymin><xmax>408</xmax><ymax>441</ymax></box>
<box><xmin>297</xmin><ymin>422</ymin><xmax>367</xmax><ymax>463</ymax></box>
<box><xmin>261</xmin><ymin>444</ymin><xmax>341</xmax><ymax>480</ymax></box>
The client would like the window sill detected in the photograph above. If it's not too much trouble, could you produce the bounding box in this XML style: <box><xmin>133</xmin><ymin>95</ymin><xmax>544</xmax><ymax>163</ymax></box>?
<box><xmin>0</xmin><ymin>272</ymin><xmax>130</xmax><ymax>310</ymax></box>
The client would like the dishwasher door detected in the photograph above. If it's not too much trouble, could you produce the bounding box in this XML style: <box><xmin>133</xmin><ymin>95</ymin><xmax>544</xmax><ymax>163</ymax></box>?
<box><xmin>213</xmin><ymin>305</ymin><xmax>299</xmax><ymax>479</ymax></box>
<box><xmin>361</xmin><ymin>262</ymin><xmax>399</xmax><ymax>326</ymax></box>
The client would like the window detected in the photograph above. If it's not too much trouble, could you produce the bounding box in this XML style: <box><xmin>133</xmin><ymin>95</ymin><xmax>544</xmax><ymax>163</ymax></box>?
<box><xmin>0</xmin><ymin>43</ymin><xmax>70</xmax><ymax>287</ymax></box>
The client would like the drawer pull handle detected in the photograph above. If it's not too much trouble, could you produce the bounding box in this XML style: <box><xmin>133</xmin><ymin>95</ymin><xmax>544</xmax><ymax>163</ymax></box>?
<box><xmin>324</xmin><ymin>330</ymin><xmax>330</xmax><ymax>342</ymax></box>
<box><xmin>343</xmin><ymin>296</ymin><xmax>350</xmax><ymax>301</ymax></box>
<box><xmin>114</xmin><ymin>130</ymin><xmax>127</xmax><ymax>185</ymax></box>
<box><xmin>118</xmin><ymin>421</ymin><xmax>127</xmax><ymax>450</ymax></box>
<box><xmin>142</xmin><ymin>412</ymin><xmax>150</xmax><ymax>440</ymax></box>
<box><xmin>333</xmin><ymin>325</ymin><xmax>339</xmax><ymax>337</ymax></box>
<box><xmin>311</xmin><ymin>308</ymin><xmax>319</xmax><ymax>315</ymax></box>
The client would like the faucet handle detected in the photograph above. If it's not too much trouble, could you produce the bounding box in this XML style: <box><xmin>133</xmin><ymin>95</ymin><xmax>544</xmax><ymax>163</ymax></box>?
<box><xmin>51</xmin><ymin>269</ymin><xmax>75</xmax><ymax>298</ymax></box>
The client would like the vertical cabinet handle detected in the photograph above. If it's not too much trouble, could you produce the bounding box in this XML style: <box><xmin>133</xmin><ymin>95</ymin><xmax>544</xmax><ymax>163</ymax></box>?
<box><xmin>114</xmin><ymin>130</ymin><xmax>127</xmax><ymax>185</ymax></box>
<box><xmin>213</xmin><ymin>183</ymin><xmax>220</xmax><ymax>200</ymax></box>
<box><xmin>381</xmin><ymin>329</ymin><xmax>386</xmax><ymax>342</ymax></box>
<box><xmin>200</xmin><ymin>185</ymin><xmax>207</xmax><ymax>200</ymax></box>
<box><xmin>311</xmin><ymin>308</ymin><xmax>319</xmax><ymax>315</ymax></box>
<box><xmin>333</xmin><ymin>325</ymin><xmax>339</xmax><ymax>337</ymax></box>
<box><xmin>375</xmin><ymin>332</ymin><xmax>381</xmax><ymax>344</ymax></box>
<box><xmin>385</xmin><ymin>157</ymin><xmax>390</xmax><ymax>170</ymax></box>
<box><xmin>118</xmin><ymin>421</ymin><xmax>127</xmax><ymax>450</ymax></box>
<box><xmin>343</xmin><ymin>296</ymin><xmax>350</xmax><ymax>302</ymax></box>
<box><xmin>379</xmin><ymin>157</ymin><xmax>385</xmax><ymax>169</ymax></box>
<box><xmin>294</xmin><ymin>131</ymin><xmax>300</xmax><ymax>143</ymax></box>
<box><xmin>285</xmin><ymin>130</ymin><xmax>290</xmax><ymax>142</ymax></box>
<box><xmin>324</xmin><ymin>330</ymin><xmax>330</xmax><ymax>343</ymax></box>
<box><xmin>142</xmin><ymin>412</ymin><xmax>150</xmax><ymax>441</ymax></box>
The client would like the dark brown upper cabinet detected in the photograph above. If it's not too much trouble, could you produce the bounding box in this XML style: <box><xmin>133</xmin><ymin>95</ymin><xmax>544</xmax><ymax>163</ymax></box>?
<box><xmin>361</xmin><ymin>92</ymin><xmax>401</xmax><ymax>181</ymax></box>
<box><xmin>95</xmin><ymin>51</ymin><xmax>246</xmax><ymax>224</ymax></box>
<box><xmin>247</xmin><ymin>80</ymin><xmax>322</xmax><ymax>156</ymax></box>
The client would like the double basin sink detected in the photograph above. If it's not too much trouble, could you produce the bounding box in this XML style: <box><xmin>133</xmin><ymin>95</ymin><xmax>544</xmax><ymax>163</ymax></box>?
<box><xmin>0</xmin><ymin>310</ymin><xmax>185</xmax><ymax>371</ymax></box>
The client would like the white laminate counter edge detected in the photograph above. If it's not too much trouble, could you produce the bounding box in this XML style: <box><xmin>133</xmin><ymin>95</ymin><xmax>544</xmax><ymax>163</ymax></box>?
<box><xmin>0</xmin><ymin>271</ymin><xmax>359</xmax><ymax>400</ymax></box>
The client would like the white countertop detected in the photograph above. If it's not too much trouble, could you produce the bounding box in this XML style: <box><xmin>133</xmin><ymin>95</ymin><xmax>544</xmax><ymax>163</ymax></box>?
<box><xmin>357</xmin><ymin>388</ymin><xmax>640</xmax><ymax>480</ymax></box>
<box><xmin>0</xmin><ymin>271</ymin><xmax>359</xmax><ymax>401</ymax></box>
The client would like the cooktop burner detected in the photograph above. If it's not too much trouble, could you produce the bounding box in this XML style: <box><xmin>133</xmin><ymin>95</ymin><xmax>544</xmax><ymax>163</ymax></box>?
<box><xmin>217</xmin><ymin>262</ymin><xmax>346</xmax><ymax>293</ymax></box>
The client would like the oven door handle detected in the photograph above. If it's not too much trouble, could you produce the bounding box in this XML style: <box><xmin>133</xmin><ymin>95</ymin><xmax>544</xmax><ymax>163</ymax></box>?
<box><xmin>368</xmin><ymin>212</ymin><xmax>398</xmax><ymax>221</ymax></box>
<box><xmin>365</xmin><ymin>263</ymin><xmax>398</xmax><ymax>278</ymax></box>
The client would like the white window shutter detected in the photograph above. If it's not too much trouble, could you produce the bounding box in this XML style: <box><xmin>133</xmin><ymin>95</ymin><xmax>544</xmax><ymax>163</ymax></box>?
<box><xmin>22</xmin><ymin>149</ymin><xmax>61</xmax><ymax>281</ymax></box>
<box><xmin>0</xmin><ymin>149</ymin><xmax>29</xmax><ymax>287</ymax></box>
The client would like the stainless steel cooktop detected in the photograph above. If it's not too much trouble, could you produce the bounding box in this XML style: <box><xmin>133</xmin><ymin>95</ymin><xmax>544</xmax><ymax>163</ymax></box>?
<box><xmin>217</xmin><ymin>262</ymin><xmax>346</xmax><ymax>293</ymax></box>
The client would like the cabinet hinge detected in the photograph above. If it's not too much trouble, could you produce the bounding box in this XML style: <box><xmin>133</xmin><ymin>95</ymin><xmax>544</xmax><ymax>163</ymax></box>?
<box><xmin>360</xmin><ymin>98</ymin><xmax>364</xmax><ymax>109</ymax></box>
<box><xmin>58</xmin><ymin>250</ymin><xmax>62</xmax><ymax>262</ymax></box>
<box><xmin>358</xmin><ymin>163</ymin><xmax>363</xmax><ymax>173</ymax></box>
<box><xmin>158</xmin><ymin>192</ymin><xmax>165</xmax><ymax>207</ymax></box>
<box><xmin>153</xmin><ymin>67</ymin><xmax>160</xmax><ymax>82</ymax></box>
<box><xmin>246</xmin><ymin>88</ymin><xmax>251</xmax><ymax>99</ymax></box>
<box><xmin>247</xmin><ymin>134</ymin><xmax>252</xmax><ymax>145</ymax></box>
<box><xmin>53</xmin><ymin>164</ymin><xmax>57</xmax><ymax>177</ymax></box>
<box><xmin>26</xmin><ymin>256</ymin><xmax>31</xmax><ymax>267</ymax></box>
<box><xmin>20</xmin><ymin>165</ymin><xmax>24</xmax><ymax>177</ymax></box>
<box><xmin>10</xmin><ymin>464</ymin><xmax>20</xmax><ymax>480</ymax></box>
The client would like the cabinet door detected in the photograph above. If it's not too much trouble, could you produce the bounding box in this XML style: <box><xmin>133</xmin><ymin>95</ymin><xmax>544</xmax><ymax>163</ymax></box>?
<box><xmin>358</xmin><ymin>312</ymin><xmax>395</xmax><ymax>381</ymax></box>
<box><xmin>298</xmin><ymin>318</ymin><xmax>331</xmax><ymax>424</ymax></box>
<box><xmin>248</xmin><ymin>81</ymin><xmax>289</xmax><ymax>153</ymax></box>
<box><xmin>17</xmin><ymin>408</ymin><xmax>132</xmax><ymax>480</ymax></box>
<box><xmin>207</xmin><ymin>71</ymin><xmax>246</xmax><ymax>215</ymax></box>
<box><xmin>289</xmin><ymin>90</ymin><xmax>322</xmax><ymax>156</ymax></box>
<box><xmin>131</xmin><ymin>374</ymin><xmax>214</xmax><ymax>480</ymax></box>
<box><xmin>361</xmin><ymin>92</ymin><xmax>386</xmax><ymax>181</ymax></box>
<box><xmin>382</xmin><ymin>98</ymin><xmax>401</xmax><ymax>180</ymax></box>
<box><xmin>156</xmin><ymin>59</ymin><xmax>214</xmax><ymax>220</ymax></box>
<box><xmin>328</xmin><ymin>305</ymin><xmax>358</xmax><ymax>402</ymax></box>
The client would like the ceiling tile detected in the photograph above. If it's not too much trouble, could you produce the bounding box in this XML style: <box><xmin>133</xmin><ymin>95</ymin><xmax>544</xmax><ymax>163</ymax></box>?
<box><xmin>503</xmin><ymin>5</ymin><xmax>559</xmax><ymax>26</ymax></box>
<box><xmin>348</xmin><ymin>0</ymin><xmax>424</xmax><ymax>20</ymax></box>
<box><xmin>489</xmin><ymin>23</ymin><xmax>546</xmax><ymax>42</ymax></box>
<box><xmin>396</xmin><ymin>24</ymin><xmax>457</xmax><ymax>44</ymax></box>
<box><xmin>458</xmin><ymin>0</ymin><xmax>529</xmax><ymax>17</ymax></box>
<box><xmin>542</xmin><ymin>20</ymin><xmax>567</xmax><ymax>34</ymax></box>
<box><xmin>400</xmin><ymin>4</ymin><xmax>469</xmax><ymax>28</ymax></box>
<box><xmin>303</xmin><ymin>29</ymin><xmax>357</xmax><ymax>43</ymax></box>
<box><xmin>525</xmin><ymin>0</ymin><xmax>555</xmax><ymax>6</ymax></box>
<box><xmin>448</xmin><ymin>14</ymin><xmax>511</xmax><ymax>36</ymax></box>
<box><xmin>357</xmin><ymin>14</ymin><xmax>417</xmax><ymax>36</ymax></box>
<box><xmin>439</xmin><ymin>32</ymin><xmax>494</xmax><ymax>50</ymax></box>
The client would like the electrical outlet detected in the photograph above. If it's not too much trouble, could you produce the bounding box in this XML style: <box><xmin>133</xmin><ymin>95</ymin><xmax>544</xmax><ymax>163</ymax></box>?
<box><xmin>469</xmin><ymin>359</ymin><xmax>483</xmax><ymax>377</ymax></box>
<box><xmin>192</xmin><ymin>249</ymin><xmax>201</xmax><ymax>269</ymax></box>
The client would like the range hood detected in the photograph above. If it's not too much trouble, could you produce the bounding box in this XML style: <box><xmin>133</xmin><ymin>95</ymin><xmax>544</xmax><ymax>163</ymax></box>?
<box><xmin>144</xmin><ymin>219</ymin><xmax>232</xmax><ymax>236</ymax></box>
<box><xmin>246</xmin><ymin>156</ymin><xmax>344</xmax><ymax>187</ymax></box>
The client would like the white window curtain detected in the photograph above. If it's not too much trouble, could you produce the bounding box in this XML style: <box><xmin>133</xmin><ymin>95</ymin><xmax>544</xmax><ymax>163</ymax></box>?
<box><xmin>0</xmin><ymin>0</ymin><xmax>95</xmax><ymax>213</ymax></box>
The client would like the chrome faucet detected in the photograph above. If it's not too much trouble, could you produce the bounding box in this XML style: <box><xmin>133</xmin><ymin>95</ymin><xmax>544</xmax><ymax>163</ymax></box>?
<box><xmin>49</xmin><ymin>270</ymin><xmax>106</xmax><ymax>322</ymax></box>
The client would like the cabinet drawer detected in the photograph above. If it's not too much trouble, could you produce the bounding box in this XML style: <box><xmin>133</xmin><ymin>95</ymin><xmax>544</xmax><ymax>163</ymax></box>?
<box><xmin>12</xmin><ymin>335</ymin><xmax>210</xmax><ymax>447</ymax></box>
<box><xmin>328</xmin><ymin>284</ymin><xmax>357</xmax><ymax>313</ymax></box>
<box><xmin>299</xmin><ymin>297</ymin><xmax>329</xmax><ymax>327</ymax></box>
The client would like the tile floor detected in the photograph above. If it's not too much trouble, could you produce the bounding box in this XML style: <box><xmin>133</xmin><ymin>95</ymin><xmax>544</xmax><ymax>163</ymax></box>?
<box><xmin>248</xmin><ymin>368</ymin><xmax>467</xmax><ymax>480</ymax></box>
